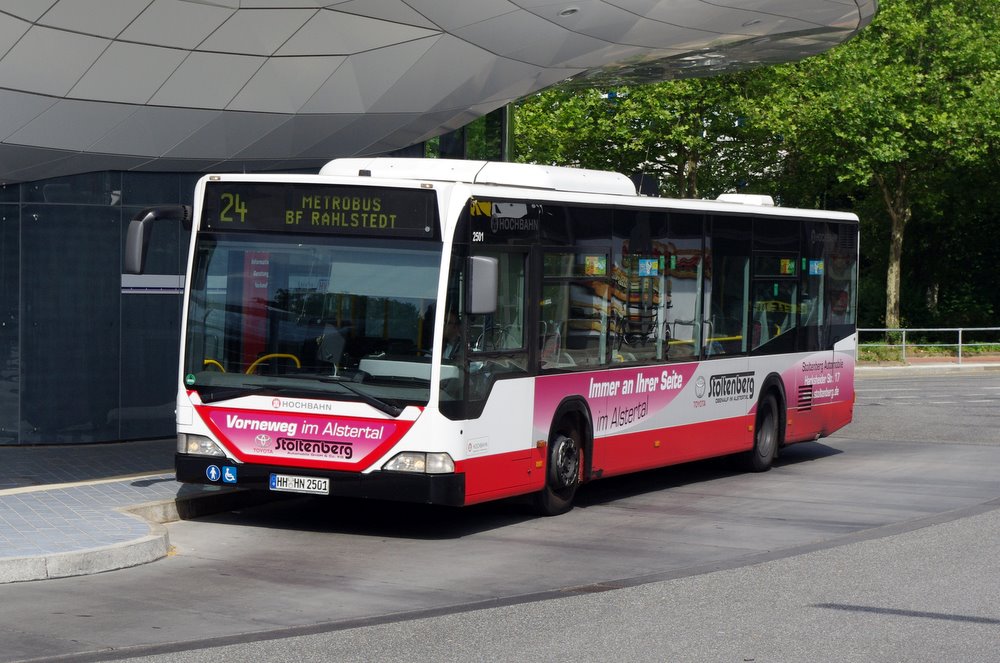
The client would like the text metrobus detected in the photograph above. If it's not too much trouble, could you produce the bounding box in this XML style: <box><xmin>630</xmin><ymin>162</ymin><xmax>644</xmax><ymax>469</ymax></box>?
<box><xmin>129</xmin><ymin>158</ymin><xmax>858</xmax><ymax>515</ymax></box>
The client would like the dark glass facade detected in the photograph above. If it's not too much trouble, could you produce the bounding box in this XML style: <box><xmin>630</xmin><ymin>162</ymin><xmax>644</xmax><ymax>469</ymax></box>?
<box><xmin>0</xmin><ymin>109</ymin><xmax>508</xmax><ymax>445</ymax></box>
<box><xmin>0</xmin><ymin>172</ymin><xmax>196</xmax><ymax>445</ymax></box>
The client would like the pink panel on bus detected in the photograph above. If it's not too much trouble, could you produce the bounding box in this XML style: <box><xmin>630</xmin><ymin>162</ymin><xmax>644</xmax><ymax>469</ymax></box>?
<box><xmin>533</xmin><ymin>364</ymin><xmax>699</xmax><ymax>442</ymax></box>
<box><xmin>197</xmin><ymin>404</ymin><xmax>414</xmax><ymax>472</ymax></box>
<box><xmin>780</xmin><ymin>353</ymin><xmax>856</xmax><ymax>443</ymax></box>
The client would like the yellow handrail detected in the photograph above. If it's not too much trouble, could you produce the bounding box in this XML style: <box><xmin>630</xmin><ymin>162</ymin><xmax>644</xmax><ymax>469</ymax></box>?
<box><xmin>245</xmin><ymin>353</ymin><xmax>301</xmax><ymax>374</ymax></box>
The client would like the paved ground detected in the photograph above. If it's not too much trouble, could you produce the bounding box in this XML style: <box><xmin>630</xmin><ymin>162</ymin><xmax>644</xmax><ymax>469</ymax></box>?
<box><xmin>0</xmin><ymin>439</ymin><xmax>257</xmax><ymax>583</ymax></box>
<box><xmin>0</xmin><ymin>360</ymin><xmax>997</xmax><ymax>585</ymax></box>
<box><xmin>115</xmin><ymin>503</ymin><xmax>1000</xmax><ymax>663</ymax></box>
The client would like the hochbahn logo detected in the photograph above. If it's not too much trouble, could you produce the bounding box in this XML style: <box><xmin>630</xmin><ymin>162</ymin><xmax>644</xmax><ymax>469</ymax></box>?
<box><xmin>708</xmin><ymin>371</ymin><xmax>755</xmax><ymax>403</ymax></box>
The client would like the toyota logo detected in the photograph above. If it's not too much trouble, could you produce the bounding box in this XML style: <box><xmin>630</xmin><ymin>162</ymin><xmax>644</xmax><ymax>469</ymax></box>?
<box><xmin>255</xmin><ymin>434</ymin><xmax>272</xmax><ymax>448</ymax></box>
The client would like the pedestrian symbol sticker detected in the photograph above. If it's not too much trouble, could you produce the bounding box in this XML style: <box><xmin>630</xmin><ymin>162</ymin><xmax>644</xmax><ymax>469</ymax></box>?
<box><xmin>206</xmin><ymin>465</ymin><xmax>221</xmax><ymax>482</ymax></box>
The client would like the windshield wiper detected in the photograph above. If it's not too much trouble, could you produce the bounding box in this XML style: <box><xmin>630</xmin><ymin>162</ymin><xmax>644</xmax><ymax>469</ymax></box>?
<box><xmin>195</xmin><ymin>376</ymin><xmax>404</xmax><ymax>417</ymax></box>
<box><xmin>196</xmin><ymin>384</ymin><xmax>332</xmax><ymax>404</ymax></box>
<box><xmin>315</xmin><ymin>377</ymin><xmax>404</xmax><ymax>418</ymax></box>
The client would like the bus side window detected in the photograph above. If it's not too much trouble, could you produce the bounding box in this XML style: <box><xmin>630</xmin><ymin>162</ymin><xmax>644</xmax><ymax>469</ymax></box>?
<box><xmin>704</xmin><ymin>216</ymin><xmax>751</xmax><ymax>357</ymax></box>
<box><xmin>540</xmin><ymin>253</ymin><xmax>610</xmax><ymax>369</ymax></box>
<box><xmin>664</xmin><ymin>213</ymin><xmax>704</xmax><ymax>360</ymax></box>
<box><xmin>468</xmin><ymin>251</ymin><xmax>526</xmax><ymax>353</ymax></box>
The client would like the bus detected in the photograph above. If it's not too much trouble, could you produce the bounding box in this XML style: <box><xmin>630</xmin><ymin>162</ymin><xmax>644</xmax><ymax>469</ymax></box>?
<box><xmin>126</xmin><ymin>158</ymin><xmax>858</xmax><ymax>516</ymax></box>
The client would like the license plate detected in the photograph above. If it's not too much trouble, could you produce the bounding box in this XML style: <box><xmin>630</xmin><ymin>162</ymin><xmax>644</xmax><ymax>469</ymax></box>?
<box><xmin>269</xmin><ymin>473</ymin><xmax>330</xmax><ymax>495</ymax></box>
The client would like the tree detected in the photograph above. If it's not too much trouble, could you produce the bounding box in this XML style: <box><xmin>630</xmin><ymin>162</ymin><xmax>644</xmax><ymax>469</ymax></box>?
<box><xmin>512</xmin><ymin>0</ymin><xmax>1000</xmax><ymax>329</ymax></box>
<box><xmin>513</xmin><ymin>74</ymin><xmax>781</xmax><ymax>199</ymax></box>
<box><xmin>753</xmin><ymin>0</ymin><xmax>1000</xmax><ymax>328</ymax></box>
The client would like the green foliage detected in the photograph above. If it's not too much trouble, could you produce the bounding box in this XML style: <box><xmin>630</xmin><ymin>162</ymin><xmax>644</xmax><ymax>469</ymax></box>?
<box><xmin>513</xmin><ymin>74</ymin><xmax>782</xmax><ymax>199</ymax></box>
<box><xmin>511</xmin><ymin>0</ymin><xmax>1000</xmax><ymax>329</ymax></box>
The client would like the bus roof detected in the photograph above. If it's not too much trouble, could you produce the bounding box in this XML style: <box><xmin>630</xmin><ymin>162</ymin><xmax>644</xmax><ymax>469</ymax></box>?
<box><xmin>317</xmin><ymin>157</ymin><xmax>857</xmax><ymax>222</ymax></box>
<box><xmin>320</xmin><ymin>158</ymin><xmax>637</xmax><ymax>197</ymax></box>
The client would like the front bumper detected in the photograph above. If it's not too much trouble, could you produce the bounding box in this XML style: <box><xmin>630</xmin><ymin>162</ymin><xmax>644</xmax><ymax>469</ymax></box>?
<box><xmin>176</xmin><ymin>454</ymin><xmax>466</xmax><ymax>506</ymax></box>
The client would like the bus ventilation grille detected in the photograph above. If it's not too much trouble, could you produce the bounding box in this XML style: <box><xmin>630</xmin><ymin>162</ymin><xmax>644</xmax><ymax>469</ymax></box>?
<box><xmin>797</xmin><ymin>385</ymin><xmax>813</xmax><ymax>411</ymax></box>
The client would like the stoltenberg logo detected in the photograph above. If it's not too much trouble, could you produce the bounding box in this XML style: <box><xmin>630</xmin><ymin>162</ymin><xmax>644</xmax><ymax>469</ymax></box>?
<box><xmin>707</xmin><ymin>371</ymin><xmax>755</xmax><ymax>403</ymax></box>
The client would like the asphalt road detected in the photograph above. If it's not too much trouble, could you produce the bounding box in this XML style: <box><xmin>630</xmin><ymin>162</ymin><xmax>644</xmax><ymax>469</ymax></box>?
<box><xmin>3</xmin><ymin>373</ymin><xmax>999</xmax><ymax>662</ymax></box>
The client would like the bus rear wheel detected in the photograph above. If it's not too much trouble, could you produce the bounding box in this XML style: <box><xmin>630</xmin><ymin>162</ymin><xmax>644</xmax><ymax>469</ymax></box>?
<box><xmin>533</xmin><ymin>424</ymin><xmax>582</xmax><ymax>516</ymax></box>
<box><xmin>744</xmin><ymin>392</ymin><xmax>780</xmax><ymax>472</ymax></box>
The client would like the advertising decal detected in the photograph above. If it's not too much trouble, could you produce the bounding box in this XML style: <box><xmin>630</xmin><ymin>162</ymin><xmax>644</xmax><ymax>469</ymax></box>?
<box><xmin>534</xmin><ymin>364</ymin><xmax>698</xmax><ymax>441</ymax></box>
<box><xmin>196</xmin><ymin>402</ymin><xmax>412</xmax><ymax>469</ymax></box>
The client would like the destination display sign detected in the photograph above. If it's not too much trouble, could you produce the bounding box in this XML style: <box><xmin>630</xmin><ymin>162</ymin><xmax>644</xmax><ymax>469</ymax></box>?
<box><xmin>201</xmin><ymin>182</ymin><xmax>436</xmax><ymax>238</ymax></box>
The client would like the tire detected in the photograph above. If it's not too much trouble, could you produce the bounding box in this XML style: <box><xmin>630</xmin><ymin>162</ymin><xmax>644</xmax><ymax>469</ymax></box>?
<box><xmin>532</xmin><ymin>423</ymin><xmax>583</xmax><ymax>516</ymax></box>
<box><xmin>744</xmin><ymin>392</ymin><xmax>780</xmax><ymax>472</ymax></box>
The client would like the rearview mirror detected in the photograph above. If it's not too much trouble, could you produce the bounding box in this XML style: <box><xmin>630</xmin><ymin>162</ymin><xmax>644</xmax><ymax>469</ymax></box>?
<box><xmin>124</xmin><ymin>205</ymin><xmax>191</xmax><ymax>274</ymax></box>
<box><xmin>467</xmin><ymin>255</ymin><xmax>498</xmax><ymax>315</ymax></box>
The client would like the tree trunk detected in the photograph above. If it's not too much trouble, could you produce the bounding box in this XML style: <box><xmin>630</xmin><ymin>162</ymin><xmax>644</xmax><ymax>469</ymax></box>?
<box><xmin>684</xmin><ymin>153</ymin><xmax>699</xmax><ymax>198</ymax></box>
<box><xmin>875</xmin><ymin>166</ymin><xmax>912</xmax><ymax>329</ymax></box>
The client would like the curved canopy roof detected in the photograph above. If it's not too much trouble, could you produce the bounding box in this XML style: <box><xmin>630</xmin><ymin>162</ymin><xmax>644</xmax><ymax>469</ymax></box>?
<box><xmin>0</xmin><ymin>0</ymin><xmax>876</xmax><ymax>183</ymax></box>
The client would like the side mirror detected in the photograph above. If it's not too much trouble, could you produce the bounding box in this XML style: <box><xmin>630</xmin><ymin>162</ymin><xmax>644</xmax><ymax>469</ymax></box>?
<box><xmin>124</xmin><ymin>205</ymin><xmax>191</xmax><ymax>274</ymax></box>
<box><xmin>467</xmin><ymin>255</ymin><xmax>498</xmax><ymax>315</ymax></box>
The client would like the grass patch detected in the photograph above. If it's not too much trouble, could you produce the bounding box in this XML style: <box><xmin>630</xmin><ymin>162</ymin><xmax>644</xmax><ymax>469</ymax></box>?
<box><xmin>858</xmin><ymin>344</ymin><xmax>904</xmax><ymax>362</ymax></box>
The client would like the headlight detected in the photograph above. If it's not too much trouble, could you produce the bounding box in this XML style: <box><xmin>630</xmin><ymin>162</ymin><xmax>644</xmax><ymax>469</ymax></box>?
<box><xmin>382</xmin><ymin>452</ymin><xmax>455</xmax><ymax>474</ymax></box>
<box><xmin>178</xmin><ymin>433</ymin><xmax>226</xmax><ymax>457</ymax></box>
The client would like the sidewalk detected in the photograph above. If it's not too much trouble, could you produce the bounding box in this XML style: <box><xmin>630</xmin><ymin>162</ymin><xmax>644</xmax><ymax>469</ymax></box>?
<box><xmin>0</xmin><ymin>439</ymin><xmax>262</xmax><ymax>584</ymax></box>
<box><xmin>857</xmin><ymin>355</ymin><xmax>1000</xmax><ymax>374</ymax></box>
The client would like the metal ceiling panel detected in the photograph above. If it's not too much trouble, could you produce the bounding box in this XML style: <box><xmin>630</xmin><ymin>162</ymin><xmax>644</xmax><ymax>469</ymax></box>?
<box><xmin>0</xmin><ymin>90</ymin><xmax>57</xmax><ymax>141</ymax></box>
<box><xmin>148</xmin><ymin>51</ymin><xmax>265</xmax><ymax>108</ymax></box>
<box><xmin>37</xmin><ymin>0</ymin><xmax>150</xmax><ymax>38</ymax></box>
<box><xmin>0</xmin><ymin>26</ymin><xmax>106</xmax><ymax>96</ymax></box>
<box><xmin>0</xmin><ymin>13</ymin><xmax>31</xmax><ymax>54</ymax></box>
<box><xmin>234</xmin><ymin>113</ymin><xmax>361</xmax><ymax>158</ymax></box>
<box><xmin>163</xmin><ymin>111</ymin><xmax>289</xmax><ymax>159</ymax></box>
<box><xmin>2</xmin><ymin>0</ymin><xmax>58</xmax><ymax>23</ymax></box>
<box><xmin>333</xmin><ymin>0</ymin><xmax>440</xmax><ymax>30</ymax></box>
<box><xmin>68</xmin><ymin>42</ymin><xmax>187</xmax><ymax>105</ymax></box>
<box><xmin>302</xmin><ymin>37</ymin><xmax>441</xmax><ymax>113</ymax></box>
<box><xmin>363</xmin><ymin>35</ymin><xmax>499</xmax><ymax>114</ymax></box>
<box><xmin>119</xmin><ymin>0</ymin><xmax>235</xmax><ymax>50</ymax></box>
<box><xmin>293</xmin><ymin>113</ymin><xmax>418</xmax><ymax>158</ymax></box>
<box><xmin>198</xmin><ymin>9</ymin><xmax>316</xmax><ymax>56</ymax></box>
<box><xmin>6</xmin><ymin>99</ymin><xmax>134</xmax><ymax>151</ymax></box>
<box><xmin>228</xmin><ymin>55</ymin><xmax>347</xmax><ymax>113</ymax></box>
<box><xmin>522</xmin><ymin>1</ymin><xmax>645</xmax><ymax>44</ymax></box>
<box><xmin>275</xmin><ymin>10</ymin><xmax>439</xmax><ymax>56</ymax></box>
<box><xmin>88</xmin><ymin>106</ymin><xmax>219</xmax><ymax>156</ymax></box>
<box><xmin>236</xmin><ymin>0</ymin><xmax>333</xmax><ymax>7</ymax></box>
<box><xmin>403</xmin><ymin>0</ymin><xmax>520</xmax><ymax>31</ymax></box>
<box><xmin>0</xmin><ymin>0</ymin><xmax>878</xmax><ymax>182</ymax></box>
<box><xmin>453</xmin><ymin>11</ymin><xmax>612</xmax><ymax>67</ymax></box>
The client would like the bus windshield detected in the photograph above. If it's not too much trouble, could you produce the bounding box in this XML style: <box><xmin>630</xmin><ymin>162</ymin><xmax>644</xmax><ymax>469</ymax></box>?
<box><xmin>182</xmin><ymin>233</ymin><xmax>442</xmax><ymax>410</ymax></box>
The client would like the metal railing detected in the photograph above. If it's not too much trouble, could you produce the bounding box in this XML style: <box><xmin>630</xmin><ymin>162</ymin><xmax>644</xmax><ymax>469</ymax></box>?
<box><xmin>858</xmin><ymin>327</ymin><xmax>1000</xmax><ymax>364</ymax></box>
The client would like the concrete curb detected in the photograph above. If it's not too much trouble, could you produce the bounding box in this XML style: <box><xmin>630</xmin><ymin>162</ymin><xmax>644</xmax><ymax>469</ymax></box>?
<box><xmin>0</xmin><ymin>525</ymin><xmax>168</xmax><ymax>584</ymax></box>
<box><xmin>127</xmin><ymin>487</ymin><xmax>282</xmax><ymax>525</ymax></box>
<box><xmin>857</xmin><ymin>362</ymin><xmax>1000</xmax><ymax>376</ymax></box>
<box><xmin>0</xmin><ymin>487</ymin><xmax>278</xmax><ymax>584</ymax></box>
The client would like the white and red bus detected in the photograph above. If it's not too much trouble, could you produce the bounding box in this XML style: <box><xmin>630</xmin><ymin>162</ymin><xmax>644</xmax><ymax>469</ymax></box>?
<box><xmin>127</xmin><ymin>158</ymin><xmax>858</xmax><ymax>515</ymax></box>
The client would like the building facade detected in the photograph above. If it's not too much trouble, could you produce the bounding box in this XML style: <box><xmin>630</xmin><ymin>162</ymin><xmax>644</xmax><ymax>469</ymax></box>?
<box><xmin>0</xmin><ymin>114</ymin><xmax>506</xmax><ymax>444</ymax></box>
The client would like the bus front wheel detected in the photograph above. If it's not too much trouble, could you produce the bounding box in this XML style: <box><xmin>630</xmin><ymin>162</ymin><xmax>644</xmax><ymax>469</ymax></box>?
<box><xmin>533</xmin><ymin>424</ymin><xmax>582</xmax><ymax>516</ymax></box>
